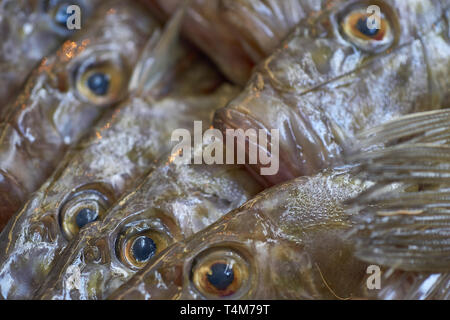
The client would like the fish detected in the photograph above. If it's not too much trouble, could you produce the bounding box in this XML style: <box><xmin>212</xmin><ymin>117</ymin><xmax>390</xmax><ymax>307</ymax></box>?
<box><xmin>343</xmin><ymin>108</ymin><xmax>450</xmax><ymax>299</ymax></box>
<box><xmin>213</xmin><ymin>0</ymin><xmax>450</xmax><ymax>187</ymax></box>
<box><xmin>140</xmin><ymin>0</ymin><xmax>331</xmax><ymax>84</ymax></box>
<box><xmin>0</xmin><ymin>0</ymin><xmax>102</xmax><ymax>108</ymax></box>
<box><xmin>0</xmin><ymin>8</ymin><xmax>235</xmax><ymax>300</ymax></box>
<box><xmin>107</xmin><ymin>168</ymin><xmax>371</xmax><ymax>300</ymax></box>
<box><xmin>35</xmin><ymin>149</ymin><xmax>262</xmax><ymax>299</ymax></box>
<box><xmin>0</xmin><ymin>0</ymin><xmax>159</xmax><ymax>230</ymax></box>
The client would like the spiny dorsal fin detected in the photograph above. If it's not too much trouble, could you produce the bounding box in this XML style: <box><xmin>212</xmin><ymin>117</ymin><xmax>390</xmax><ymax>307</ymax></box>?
<box><xmin>345</xmin><ymin>110</ymin><xmax>450</xmax><ymax>273</ymax></box>
<box><xmin>128</xmin><ymin>3</ymin><xmax>188</xmax><ymax>95</ymax></box>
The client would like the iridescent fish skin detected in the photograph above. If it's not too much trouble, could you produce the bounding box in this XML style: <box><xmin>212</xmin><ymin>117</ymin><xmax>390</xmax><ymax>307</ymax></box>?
<box><xmin>141</xmin><ymin>0</ymin><xmax>333</xmax><ymax>84</ymax></box>
<box><xmin>108</xmin><ymin>169</ymin><xmax>370</xmax><ymax>300</ymax></box>
<box><xmin>213</xmin><ymin>0</ymin><xmax>450</xmax><ymax>187</ymax></box>
<box><xmin>0</xmin><ymin>12</ymin><xmax>235</xmax><ymax>299</ymax></box>
<box><xmin>0</xmin><ymin>0</ymin><xmax>101</xmax><ymax>108</ymax></box>
<box><xmin>35</xmin><ymin>155</ymin><xmax>262</xmax><ymax>299</ymax></box>
<box><xmin>0</xmin><ymin>0</ymin><xmax>158</xmax><ymax>229</ymax></box>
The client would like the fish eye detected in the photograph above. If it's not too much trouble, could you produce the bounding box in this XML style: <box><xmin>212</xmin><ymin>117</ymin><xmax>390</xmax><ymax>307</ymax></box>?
<box><xmin>52</xmin><ymin>2</ymin><xmax>72</xmax><ymax>27</ymax></box>
<box><xmin>42</xmin><ymin>0</ymin><xmax>85</xmax><ymax>35</ymax></box>
<box><xmin>190</xmin><ymin>247</ymin><xmax>252</xmax><ymax>299</ymax></box>
<box><xmin>74</xmin><ymin>56</ymin><xmax>129</xmax><ymax>106</ymax></box>
<box><xmin>116</xmin><ymin>220</ymin><xmax>172</xmax><ymax>269</ymax></box>
<box><xmin>59</xmin><ymin>185</ymin><xmax>113</xmax><ymax>239</ymax></box>
<box><xmin>339</xmin><ymin>5</ymin><xmax>395</xmax><ymax>52</ymax></box>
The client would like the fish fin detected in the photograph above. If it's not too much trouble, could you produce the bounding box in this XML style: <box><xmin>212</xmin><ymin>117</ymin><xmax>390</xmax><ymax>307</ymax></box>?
<box><xmin>128</xmin><ymin>2</ymin><xmax>188</xmax><ymax>94</ymax></box>
<box><xmin>345</xmin><ymin>109</ymin><xmax>450</xmax><ymax>155</ymax></box>
<box><xmin>345</xmin><ymin>112</ymin><xmax>450</xmax><ymax>271</ymax></box>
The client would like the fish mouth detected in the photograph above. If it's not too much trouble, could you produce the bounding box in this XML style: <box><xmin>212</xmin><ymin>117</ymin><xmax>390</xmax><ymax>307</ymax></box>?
<box><xmin>213</xmin><ymin>107</ymin><xmax>323</xmax><ymax>187</ymax></box>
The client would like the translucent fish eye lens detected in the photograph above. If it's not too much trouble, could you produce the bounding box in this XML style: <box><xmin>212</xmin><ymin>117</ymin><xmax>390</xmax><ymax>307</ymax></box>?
<box><xmin>206</xmin><ymin>263</ymin><xmax>235</xmax><ymax>291</ymax></box>
<box><xmin>86</xmin><ymin>72</ymin><xmax>110</xmax><ymax>96</ymax></box>
<box><xmin>131</xmin><ymin>236</ymin><xmax>157</xmax><ymax>263</ymax></box>
<box><xmin>59</xmin><ymin>188</ymin><xmax>111</xmax><ymax>239</ymax></box>
<box><xmin>75</xmin><ymin>207</ymin><xmax>99</xmax><ymax>229</ymax></box>
<box><xmin>54</xmin><ymin>2</ymin><xmax>71</xmax><ymax>26</ymax></box>
<box><xmin>190</xmin><ymin>247</ymin><xmax>252</xmax><ymax>299</ymax></box>
<box><xmin>356</xmin><ymin>16</ymin><xmax>379</xmax><ymax>37</ymax></box>
<box><xmin>117</xmin><ymin>225</ymin><xmax>171</xmax><ymax>269</ymax></box>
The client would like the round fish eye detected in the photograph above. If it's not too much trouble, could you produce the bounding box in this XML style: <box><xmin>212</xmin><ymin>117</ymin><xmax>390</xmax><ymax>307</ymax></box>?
<box><xmin>131</xmin><ymin>236</ymin><xmax>157</xmax><ymax>262</ymax></box>
<box><xmin>340</xmin><ymin>7</ymin><xmax>395</xmax><ymax>52</ymax></box>
<box><xmin>75</xmin><ymin>207</ymin><xmax>98</xmax><ymax>229</ymax></box>
<box><xmin>86</xmin><ymin>72</ymin><xmax>110</xmax><ymax>96</ymax></box>
<box><xmin>116</xmin><ymin>221</ymin><xmax>172</xmax><ymax>269</ymax></box>
<box><xmin>59</xmin><ymin>185</ymin><xmax>112</xmax><ymax>239</ymax></box>
<box><xmin>43</xmin><ymin>0</ymin><xmax>85</xmax><ymax>35</ymax></box>
<box><xmin>53</xmin><ymin>2</ymin><xmax>71</xmax><ymax>27</ymax></box>
<box><xmin>190</xmin><ymin>247</ymin><xmax>252</xmax><ymax>299</ymax></box>
<box><xmin>74</xmin><ymin>55</ymin><xmax>129</xmax><ymax>106</ymax></box>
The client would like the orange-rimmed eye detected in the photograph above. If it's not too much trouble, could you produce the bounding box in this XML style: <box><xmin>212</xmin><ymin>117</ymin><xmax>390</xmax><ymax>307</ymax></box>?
<box><xmin>340</xmin><ymin>8</ymin><xmax>395</xmax><ymax>52</ymax></box>
<box><xmin>190</xmin><ymin>247</ymin><xmax>251</xmax><ymax>299</ymax></box>
<box><xmin>59</xmin><ymin>189</ymin><xmax>111</xmax><ymax>239</ymax></box>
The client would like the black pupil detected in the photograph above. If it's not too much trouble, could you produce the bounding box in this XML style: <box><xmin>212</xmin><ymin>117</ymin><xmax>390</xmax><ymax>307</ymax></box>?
<box><xmin>356</xmin><ymin>16</ymin><xmax>379</xmax><ymax>37</ymax></box>
<box><xmin>75</xmin><ymin>208</ymin><xmax>98</xmax><ymax>229</ymax></box>
<box><xmin>132</xmin><ymin>236</ymin><xmax>157</xmax><ymax>263</ymax></box>
<box><xmin>86</xmin><ymin>72</ymin><xmax>110</xmax><ymax>96</ymax></box>
<box><xmin>54</xmin><ymin>3</ymin><xmax>71</xmax><ymax>26</ymax></box>
<box><xmin>207</xmin><ymin>263</ymin><xmax>234</xmax><ymax>291</ymax></box>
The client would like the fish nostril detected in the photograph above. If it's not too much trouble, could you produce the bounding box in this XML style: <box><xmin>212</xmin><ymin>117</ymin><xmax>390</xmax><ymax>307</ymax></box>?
<box><xmin>131</xmin><ymin>236</ymin><xmax>157</xmax><ymax>262</ymax></box>
<box><xmin>86</xmin><ymin>72</ymin><xmax>110</xmax><ymax>96</ymax></box>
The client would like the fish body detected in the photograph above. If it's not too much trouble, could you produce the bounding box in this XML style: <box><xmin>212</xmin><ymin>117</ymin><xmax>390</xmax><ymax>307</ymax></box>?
<box><xmin>0</xmin><ymin>0</ymin><xmax>102</xmax><ymax>107</ymax></box>
<box><xmin>35</xmin><ymin>149</ymin><xmax>262</xmax><ymax>299</ymax></box>
<box><xmin>141</xmin><ymin>0</ymin><xmax>332</xmax><ymax>84</ymax></box>
<box><xmin>213</xmin><ymin>0</ymin><xmax>450</xmax><ymax>186</ymax></box>
<box><xmin>108</xmin><ymin>168</ymin><xmax>370</xmax><ymax>300</ymax></box>
<box><xmin>0</xmin><ymin>0</ymin><xmax>158</xmax><ymax>229</ymax></box>
<box><xmin>0</xmin><ymin>11</ymin><xmax>236</xmax><ymax>299</ymax></box>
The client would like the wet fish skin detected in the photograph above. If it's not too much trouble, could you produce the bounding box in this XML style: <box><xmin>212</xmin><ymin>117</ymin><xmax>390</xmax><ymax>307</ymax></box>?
<box><xmin>0</xmin><ymin>0</ymin><xmax>101</xmax><ymax>108</ymax></box>
<box><xmin>0</xmin><ymin>0</ymin><xmax>158</xmax><ymax>230</ymax></box>
<box><xmin>36</xmin><ymin>154</ymin><xmax>262</xmax><ymax>300</ymax></box>
<box><xmin>141</xmin><ymin>0</ymin><xmax>331</xmax><ymax>84</ymax></box>
<box><xmin>108</xmin><ymin>169</ymin><xmax>370</xmax><ymax>300</ymax></box>
<box><xmin>0</xmin><ymin>11</ymin><xmax>235</xmax><ymax>298</ymax></box>
<box><xmin>213</xmin><ymin>0</ymin><xmax>450</xmax><ymax>187</ymax></box>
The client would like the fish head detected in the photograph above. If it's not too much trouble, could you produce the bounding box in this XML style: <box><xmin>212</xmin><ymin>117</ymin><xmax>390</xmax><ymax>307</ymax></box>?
<box><xmin>35</xmin><ymin>162</ymin><xmax>262</xmax><ymax>299</ymax></box>
<box><xmin>110</xmin><ymin>170</ymin><xmax>370</xmax><ymax>300</ymax></box>
<box><xmin>0</xmin><ymin>0</ymin><xmax>159</xmax><ymax>224</ymax></box>
<box><xmin>0</xmin><ymin>157</ymin><xmax>118</xmax><ymax>299</ymax></box>
<box><xmin>0</xmin><ymin>0</ymin><xmax>99</xmax><ymax>104</ymax></box>
<box><xmin>213</xmin><ymin>0</ymin><xmax>450</xmax><ymax>186</ymax></box>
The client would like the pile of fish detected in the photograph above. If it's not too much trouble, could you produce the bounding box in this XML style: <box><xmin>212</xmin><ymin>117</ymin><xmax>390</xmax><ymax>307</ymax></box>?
<box><xmin>0</xmin><ymin>0</ymin><xmax>448</xmax><ymax>300</ymax></box>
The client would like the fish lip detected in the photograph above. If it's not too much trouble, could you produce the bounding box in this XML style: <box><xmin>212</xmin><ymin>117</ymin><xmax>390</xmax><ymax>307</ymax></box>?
<box><xmin>213</xmin><ymin>107</ymin><xmax>303</xmax><ymax>187</ymax></box>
